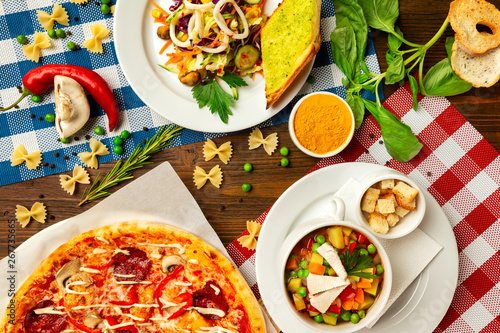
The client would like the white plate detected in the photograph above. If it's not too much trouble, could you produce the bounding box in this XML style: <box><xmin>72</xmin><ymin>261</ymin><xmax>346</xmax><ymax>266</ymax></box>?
<box><xmin>255</xmin><ymin>162</ymin><xmax>459</xmax><ymax>333</ymax></box>
<box><xmin>114</xmin><ymin>0</ymin><xmax>313</xmax><ymax>133</ymax></box>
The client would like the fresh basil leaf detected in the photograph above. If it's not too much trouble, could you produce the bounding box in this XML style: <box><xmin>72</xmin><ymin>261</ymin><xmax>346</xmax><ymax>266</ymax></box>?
<box><xmin>331</xmin><ymin>24</ymin><xmax>357</xmax><ymax>81</ymax></box>
<box><xmin>445</xmin><ymin>37</ymin><xmax>455</xmax><ymax>59</ymax></box>
<box><xmin>346</xmin><ymin>93</ymin><xmax>365</xmax><ymax>129</ymax></box>
<box><xmin>358</xmin><ymin>73</ymin><xmax>370</xmax><ymax>83</ymax></box>
<box><xmin>342</xmin><ymin>77</ymin><xmax>350</xmax><ymax>87</ymax></box>
<box><xmin>360</xmin><ymin>60</ymin><xmax>370</xmax><ymax>76</ymax></box>
<box><xmin>358</xmin><ymin>0</ymin><xmax>399</xmax><ymax>34</ymax></box>
<box><xmin>386</xmin><ymin>50</ymin><xmax>395</xmax><ymax>66</ymax></box>
<box><xmin>388</xmin><ymin>26</ymin><xmax>403</xmax><ymax>52</ymax></box>
<box><xmin>333</xmin><ymin>0</ymin><xmax>368</xmax><ymax>61</ymax></box>
<box><xmin>385</xmin><ymin>54</ymin><xmax>405</xmax><ymax>84</ymax></box>
<box><xmin>363</xmin><ymin>99</ymin><xmax>423</xmax><ymax>162</ymax></box>
<box><xmin>422</xmin><ymin>58</ymin><xmax>473</xmax><ymax>96</ymax></box>
<box><xmin>408</xmin><ymin>74</ymin><xmax>419</xmax><ymax>110</ymax></box>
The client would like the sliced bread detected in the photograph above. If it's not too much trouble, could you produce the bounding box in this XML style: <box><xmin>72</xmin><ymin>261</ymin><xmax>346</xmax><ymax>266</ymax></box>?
<box><xmin>449</xmin><ymin>0</ymin><xmax>500</xmax><ymax>55</ymax></box>
<box><xmin>451</xmin><ymin>40</ymin><xmax>500</xmax><ymax>87</ymax></box>
<box><xmin>261</xmin><ymin>0</ymin><xmax>321</xmax><ymax>108</ymax></box>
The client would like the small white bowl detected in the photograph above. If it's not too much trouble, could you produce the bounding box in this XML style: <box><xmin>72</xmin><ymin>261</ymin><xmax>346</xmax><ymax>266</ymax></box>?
<box><xmin>289</xmin><ymin>92</ymin><xmax>355</xmax><ymax>158</ymax></box>
<box><xmin>355</xmin><ymin>173</ymin><xmax>426</xmax><ymax>239</ymax></box>
<box><xmin>279</xmin><ymin>218</ymin><xmax>392</xmax><ymax>333</ymax></box>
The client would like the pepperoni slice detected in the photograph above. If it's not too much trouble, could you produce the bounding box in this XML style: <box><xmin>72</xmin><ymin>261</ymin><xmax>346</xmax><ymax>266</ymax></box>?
<box><xmin>192</xmin><ymin>281</ymin><xmax>229</xmax><ymax>320</ymax></box>
<box><xmin>24</xmin><ymin>300</ymin><xmax>67</xmax><ymax>333</ymax></box>
<box><xmin>112</xmin><ymin>247</ymin><xmax>152</xmax><ymax>282</ymax></box>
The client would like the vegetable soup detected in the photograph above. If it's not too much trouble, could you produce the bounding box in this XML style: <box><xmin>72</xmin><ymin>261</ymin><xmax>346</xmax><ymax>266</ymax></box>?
<box><xmin>284</xmin><ymin>226</ymin><xmax>385</xmax><ymax>326</ymax></box>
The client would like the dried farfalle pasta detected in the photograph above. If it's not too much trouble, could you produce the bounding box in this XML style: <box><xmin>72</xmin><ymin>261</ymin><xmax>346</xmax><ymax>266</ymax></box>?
<box><xmin>15</xmin><ymin>202</ymin><xmax>47</xmax><ymax>228</ymax></box>
<box><xmin>78</xmin><ymin>138</ymin><xmax>110</xmax><ymax>169</ymax></box>
<box><xmin>83</xmin><ymin>24</ymin><xmax>110</xmax><ymax>54</ymax></box>
<box><xmin>37</xmin><ymin>3</ymin><xmax>70</xmax><ymax>31</ymax></box>
<box><xmin>110</xmin><ymin>5</ymin><xmax>116</xmax><ymax>15</ymax></box>
<box><xmin>193</xmin><ymin>165</ymin><xmax>223</xmax><ymax>189</ymax></box>
<box><xmin>71</xmin><ymin>0</ymin><xmax>91</xmax><ymax>4</ymax></box>
<box><xmin>248</xmin><ymin>128</ymin><xmax>278</xmax><ymax>155</ymax></box>
<box><xmin>203</xmin><ymin>139</ymin><xmax>232</xmax><ymax>164</ymax></box>
<box><xmin>60</xmin><ymin>164</ymin><xmax>90</xmax><ymax>195</ymax></box>
<box><xmin>238</xmin><ymin>221</ymin><xmax>262</xmax><ymax>250</ymax></box>
<box><xmin>11</xmin><ymin>144</ymin><xmax>43</xmax><ymax>170</ymax></box>
<box><xmin>22</xmin><ymin>32</ymin><xmax>51</xmax><ymax>63</ymax></box>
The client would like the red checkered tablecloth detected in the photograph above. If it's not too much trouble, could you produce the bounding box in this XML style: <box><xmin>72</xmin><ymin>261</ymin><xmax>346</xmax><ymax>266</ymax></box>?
<box><xmin>226</xmin><ymin>82</ymin><xmax>500</xmax><ymax>333</ymax></box>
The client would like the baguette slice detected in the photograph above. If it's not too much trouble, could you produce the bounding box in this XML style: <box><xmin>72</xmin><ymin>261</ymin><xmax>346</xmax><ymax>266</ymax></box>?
<box><xmin>451</xmin><ymin>40</ymin><xmax>500</xmax><ymax>87</ymax></box>
<box><xmin>449</xmin><ymin>0</ymin><xmax>500</xmax><ymax>55</ymax></box>
<box><xmin>261</xmin><ymin>0</ymin><xmax>321</xmax><ymax>108</ymax></box>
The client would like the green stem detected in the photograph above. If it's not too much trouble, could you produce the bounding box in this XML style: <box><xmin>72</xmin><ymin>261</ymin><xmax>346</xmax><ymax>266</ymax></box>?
<box><xmin>418</xmin><ymin>55</ymin><xmax>428</xmax><ymax>95</ymax></box>
<box><xmin>406</xmin><ymin>57</ymin><xmax>420</xmax><ymax>74</ymax></box>
<box><xmin>0</xmin><ymin>87</ymin><xmax>31</xmax><ymax>111</ymax></box>
<box><xmin>374</xmin><ymin>77</ymin><xmax>384</xmax><ymax>105</ymax></box>
<box><xmin>392</xmin><ymin>32</ymin><xmax>422</xmax><ymax>48</ymax></box>
<box><xmin>403</xmin><ymin>17</ymin><xmax>449</xmax><ymax>67</ymax></box>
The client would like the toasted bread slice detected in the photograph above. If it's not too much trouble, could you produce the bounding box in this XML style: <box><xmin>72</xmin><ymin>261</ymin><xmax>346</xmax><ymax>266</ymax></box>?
<box><xmin>449</xmin><ymin>0</ymin><xmax>500</xmax><ymax>55</ymax></box>
<box><xmin>451</xmin><ymin>40</ymin><xmax>500</xmax><ymax>87</ymax></box>
<box><xmin>261</xmin><ymin>0</ymin><xmax>321</xmax><ymax>108</ymax></box>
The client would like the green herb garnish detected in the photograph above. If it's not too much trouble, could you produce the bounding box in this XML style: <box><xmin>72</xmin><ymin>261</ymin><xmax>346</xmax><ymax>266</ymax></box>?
<box><xmin>330</xmin><ymin>0</ymin><xmax>473</xmax><ymax>162</ymax></box>
<box><xmin>78</xmin><ymin>125</ymin><xmax>182</xmax><ymax>206</ymax></box>
<box><xmin>340</xmin><ymin>248</ymin><xmax>378</xmax><ymax>279</ymax></box>
<box><xmin>192</xmin><ymin>71</ymin><xmax>248</xmax><ymax>124</ymax></box>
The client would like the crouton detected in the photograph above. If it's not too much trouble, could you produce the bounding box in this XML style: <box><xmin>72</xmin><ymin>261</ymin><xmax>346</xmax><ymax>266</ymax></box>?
<box><xmin>381</xmin><ymin>193</ymin><xmax>397</xmax><ymax>206</ymax></box>
<box><xmin>393</xmin><ymin>181</ymin><xmax>419</xmax><ymax>201</ymax></box>
<box><xmin>377</xmin><ymin>198</ymin><xmax>396</xmax><ymax>215</ymax></box>
<box><xmin>364</xmin><ymin>187</ymin><xmax>380</xmax><ymax>202</ymax></box>
<box><xmin>368</xmin><ymin>212</ymin><xmax>389</xmax><ymax>234</ymax></box>
<box><xmin>395</xmin><ymin>206</ymin><xmax>410</xmax><ymax>218</ymax></box>
<box><xmin>395</xmin><ymin>194</ymin><xmax>417</xmax><ymax>211</ymax></box>
<box><xmin>380</xmin><ymin>179</ymin><xmax>395</xmax><ymax>190</ymax></box>
<box><xmin>361</xmin><ymin>197</ymin><xmax>376</xmax><ymax>213</ymax></box>
<box><xmin>387</xmin><ymin>213</ymin><xmax>400</xmax><ymax>227</ymax></box>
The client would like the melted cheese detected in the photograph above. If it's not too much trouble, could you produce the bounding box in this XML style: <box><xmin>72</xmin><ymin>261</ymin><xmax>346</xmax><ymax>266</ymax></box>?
<box><xmin>210</xmin><ymin>284</ymin><xmax>221</xmax><ymax>295</ymax></box>
<box><xmin>65</xmin><ymin>281</ymin><xmax>90</xmax><ymax>295</ymax></box>
<box><xmin>93</xmin><ymin>248</ymin><xmax>108</xmax><ymax>254</ymax></box>
<box><xmin>80</xmin><ymin>267</ymin><xmax>101</xmax><ymax>274</ymax></box>
<box><xmin>150</xmin><ymin>253</ymin><xmax>162</xmax><ymax>259</ymax></box>
<box><xmin>174</xmin><ymin>281</ymin><xmax>192</xmax><ymax>287</ymax></box>
<box><xmin>196</xmin><ymin>327</ymin><xmax>237</xmax><ymax>333</ymax></box>
<box><xmin>189</xmin><ymin>307</ymin><xmax>225</xmax><ymax>318</ymax></box>
<box><xmin>188</xmin><ymin>259</ymin><xmax>199</xmax><ymax>264</ymax></box>
<box><xmin>71</xmin><ymin>304</ymin><xmax>109</xmax><ymax>310</ymax></box>
<box><xmin>114</xmin><ymin>249</ymin><xmax>130</xmax><ymax>255</ymax></box>
<box><xmin>124</xmin><ymin>313</ymin><xmax>146</xmax><ymax>321</ymax></box>
<box><xmin>108</xmin><ymin>322</ymin><xmax>136</xmax><ymax>329</ymax></box>
<box><xmin>34</xmin><ymin>307</ymin><xmax>66</xmax><ymax>315</ymax></box>
<box><xmin>114</xmin><ymin>274</ymin><xmax>136</xmax><ymax>278</ymax></box>
<box><xmin>96</xmin><ymin>236</ymin><xmax>109</xmax><ymax>244</ymax></box>
<box><xmin>137</xmin><ymin>242</ymin><xmax>186</xmax><ymax>254</ymax></box>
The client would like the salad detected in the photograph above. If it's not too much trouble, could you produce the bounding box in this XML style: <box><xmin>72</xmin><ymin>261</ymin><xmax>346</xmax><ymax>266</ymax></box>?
<box><xmin>150</xmin><ymin>0</ymin><xmax>267</xmax><ymax>123</ymax></box>
<box><xmin>285</xmin><ymin>226</ymin><xmax>385</xmax><ymax>326</ymax></box>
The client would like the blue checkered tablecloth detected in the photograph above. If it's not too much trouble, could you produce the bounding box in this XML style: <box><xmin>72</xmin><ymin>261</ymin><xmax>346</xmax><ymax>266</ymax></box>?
<box><xmin>0</xmin><ymin>0</ymin><xmax>382</xmax><ymax>187</ymax></box>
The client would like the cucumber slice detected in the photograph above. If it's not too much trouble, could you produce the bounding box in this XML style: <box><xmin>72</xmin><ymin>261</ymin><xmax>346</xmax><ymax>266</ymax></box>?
<box><xmin>165</xmin><ymin>3</ymin><xmax>185</xmax><ymax>23</ymax></box>
<box><xmin>235</xmin><ymin>45</ymin><xmax>260</xmax><ymax>70</ymax></box>
<box><xmin>244</xmin><ymin>0</ymin><xmax>262</xmax><ymax>4</ymax></box>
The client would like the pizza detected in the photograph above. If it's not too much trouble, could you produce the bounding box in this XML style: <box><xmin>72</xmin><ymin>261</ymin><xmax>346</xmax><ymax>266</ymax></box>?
<box><xmin>1</xmin><ymin>221</ymin><xmax>266</xmax><ymax>333</ymax></box>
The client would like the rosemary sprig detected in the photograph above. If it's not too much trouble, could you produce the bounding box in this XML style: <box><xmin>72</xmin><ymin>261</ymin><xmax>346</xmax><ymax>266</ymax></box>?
<box><xmin>78</xmin><ymin>125</ymin><xmax>182</xmax><ymax>206</ymax></box>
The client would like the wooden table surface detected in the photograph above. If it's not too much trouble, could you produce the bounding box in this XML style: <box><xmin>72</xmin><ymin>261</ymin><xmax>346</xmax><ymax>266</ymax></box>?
<box><xmin>1</xmin><ymin>0</ymin><xmax>500</xmax><ymax>260</ymax></box>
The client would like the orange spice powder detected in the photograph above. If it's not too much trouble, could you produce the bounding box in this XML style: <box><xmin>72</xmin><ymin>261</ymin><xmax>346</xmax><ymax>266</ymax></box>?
<box><xmin>293</xmin><ymin>93</ymin><xmax>353</xmax><ymax>155</ymax></box>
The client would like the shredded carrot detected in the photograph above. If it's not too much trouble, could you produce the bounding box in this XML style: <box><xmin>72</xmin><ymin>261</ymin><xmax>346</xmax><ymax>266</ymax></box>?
<box><xmin>252</xmin><ymin>72</ymin><xmax>256</xmax><ymax>80</ymax></box>
<box><xmin>154</xmin><ymin>17</ymin><xmax>169</xmax><ymax>25</ymax></box>
<box><xmin>226</xmin><ymin>18</ymin><xmax>231</xmax><ymax>25</ymax></box>
<box><xmin>148</xmin><ymin>0</ymin><xmax>169</xmax><ymax>16</ymax></box>
<box><xmin>258</xmin><ymin>0</ymin><xmax>268</xmax><ymax>9</ymax></box>
<box><xmin>210</xmin><ymin>30</ymin><xmax>224</xmax><ymax>47</ymax></box>
<box><xmin>159</xmin><ymin>40</ymin><xmax>173</xmax><ymax>54</ymax></box>
<box><xmin>166</xmin><ymin>47</ymin><xmax>202</xmax><ymax>58</ymax></box>
<box><xmin>231</xmin><ymin>7</ymin><xmax>236</xmax><ymax>15</ymax></box>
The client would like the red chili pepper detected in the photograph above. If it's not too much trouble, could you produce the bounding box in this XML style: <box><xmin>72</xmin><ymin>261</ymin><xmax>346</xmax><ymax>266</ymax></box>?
<box><xmin>68</xmin><ymin>315</ymin><xmax>101</xmax><ymax>333</ymax></box>
<box><xmin>168</xmin><ymin>293</ymin><xmax>193</xmax><ymax>319</ymax></box>
<box><xmin>348</xmin><ymin>242</ymin><xmax>357</xmax><ymax>255</ymax></box>
<box><xmin>155</xmin><ymin>265</ymin><xmax>184</xmax><ymax>313</ymax></box>
<box><xmin>327</xmin><ymin>304</ymin><xmax>341</xmax><ymax>315</ymax></box>
<box><xmin>1</xmin><ymin>64</ymin><xmax>119</xmax><ymax>131</ymax></box>
<box><xmin>338</xmin><ymin>285</ymin><xmax>356</xmax><ymax>302</ymax></box>
<box><xmin>109</xmin><ymin>286</ymin><xmax>138</xmax><ymax>306</ymax></box>
<box><xmin>86</xmin><ymin>258</ymin><xmax>115</xmax><ymax>270</ymax></box>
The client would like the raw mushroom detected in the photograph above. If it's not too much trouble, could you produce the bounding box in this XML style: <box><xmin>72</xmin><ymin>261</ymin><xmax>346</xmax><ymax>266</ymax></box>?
<box><xmin>56</xmin><ymin>258</ymin><xmax>92</xmax><ymax>289</ymax></box>
<box><xmin>54</xmin><ymin>75</ymin><xmax>90</xmax><ymax>139</ymax></box>
<box><xmin>162</xmin><ymin>255</ymin><xmax>186</xmax><ymax>274</ymax></box>
<box><xmin>83</xmin><ymin>312</ymin><xmax>103</xmax><ymax>329</ymax></box>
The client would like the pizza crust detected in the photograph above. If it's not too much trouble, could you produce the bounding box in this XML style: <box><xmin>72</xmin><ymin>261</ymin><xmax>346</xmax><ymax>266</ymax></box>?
<box><xmin>1</xmin><ymin>221</ymin><xmax>266</xmax><ymax>333</ymax></box>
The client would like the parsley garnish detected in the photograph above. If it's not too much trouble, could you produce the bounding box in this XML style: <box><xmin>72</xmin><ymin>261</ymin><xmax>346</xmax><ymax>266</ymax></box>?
<box><xmin>340</xmin><ymin>248</ymin><xmax>379</xmax><ymax>279</ymax></box>
<box><xmin>192</xmin><ymin>72</ymin><xmax>248</xmax><ymax>124</ymax></box>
